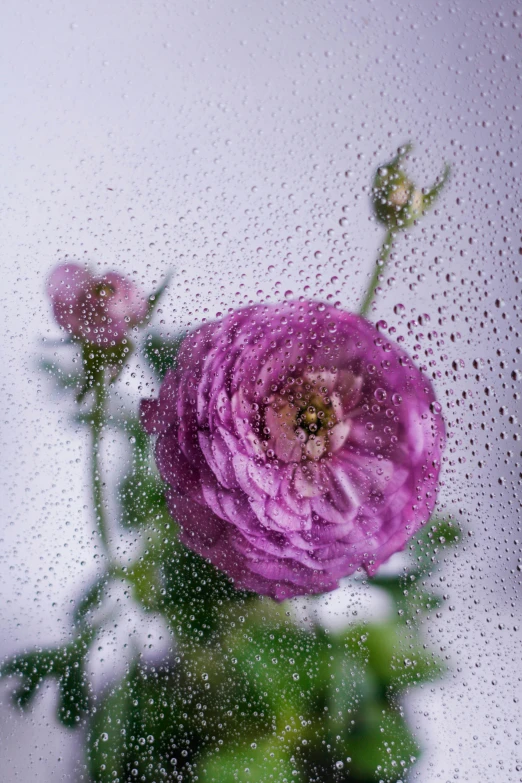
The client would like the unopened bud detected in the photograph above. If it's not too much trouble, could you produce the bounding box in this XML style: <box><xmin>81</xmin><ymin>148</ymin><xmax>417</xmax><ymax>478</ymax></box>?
<box><xmin>371</xmin><ymin>143</ymin><xmax>449</xmax><ymax>231</ymax></box>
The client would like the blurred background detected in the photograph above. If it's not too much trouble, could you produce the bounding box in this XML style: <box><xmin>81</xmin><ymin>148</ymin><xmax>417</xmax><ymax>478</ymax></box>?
<box><xmin>0</xmin><ymin>0</ymin><xmax>520</xmax><ymax>780</ymax></box>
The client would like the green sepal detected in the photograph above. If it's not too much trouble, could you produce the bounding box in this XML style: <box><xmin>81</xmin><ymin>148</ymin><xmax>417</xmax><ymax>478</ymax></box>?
<box><xmin>422</xmin><ymin>162</ymin><xmax>451</xmax><ymax>210</ymax></box>
<box><xmin>80</xmin><ymin>339</ymin><xmax>134</xmax><ymax>396</ymax></box>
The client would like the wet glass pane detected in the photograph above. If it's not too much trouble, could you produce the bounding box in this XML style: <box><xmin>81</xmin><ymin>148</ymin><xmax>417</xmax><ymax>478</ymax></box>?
<box><xmin>1</xmin><ymin>1</ymin><xmax>520</xmax><ymax>782</ymax></box>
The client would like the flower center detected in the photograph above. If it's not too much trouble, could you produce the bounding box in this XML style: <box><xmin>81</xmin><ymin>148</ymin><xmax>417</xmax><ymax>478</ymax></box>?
<box><xmin>93</xmin><ymin>281</ymin><xmax>116</xmax><ymax>299</ymax></box>
<box><xmin>293</xmin><ymin>391</ymin><xmax>336</xmax><ymax>436</ymax></box>
<box><xmin>259</xmin><ymin>377</ymin><xmax>346</xmax><ymax>463</ymax></box>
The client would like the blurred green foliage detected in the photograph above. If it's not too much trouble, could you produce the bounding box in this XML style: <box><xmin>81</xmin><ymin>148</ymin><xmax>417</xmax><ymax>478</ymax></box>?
<box><xmin>83</xmin><ymin>508</ymin><xmax>457</xmax><ymax>783</ymax></box>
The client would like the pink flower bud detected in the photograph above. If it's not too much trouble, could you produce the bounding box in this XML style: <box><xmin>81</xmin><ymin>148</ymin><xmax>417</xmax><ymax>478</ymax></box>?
<box><xmin>47</xmin><ymin>263</ymin><xmax>148</xmax><ymax>346</ymax></box>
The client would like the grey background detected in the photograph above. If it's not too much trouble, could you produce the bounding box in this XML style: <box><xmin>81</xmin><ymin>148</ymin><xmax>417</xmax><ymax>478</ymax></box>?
<box><xmin>1</xmin><ymin>0</ymin><xmax>520</xmax><ymax>780</ymax></box>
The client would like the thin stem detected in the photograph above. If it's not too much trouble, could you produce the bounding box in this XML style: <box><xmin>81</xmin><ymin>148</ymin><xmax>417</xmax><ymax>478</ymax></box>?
<box><xmin>359</xmin><ymin>228</ymin><xmax>395</xmax><ymax>318</ymax></box>
<box><xmin>90</xmin><ymin>379</ymin><xmax>111</xmax><ymax>555</ymax></box>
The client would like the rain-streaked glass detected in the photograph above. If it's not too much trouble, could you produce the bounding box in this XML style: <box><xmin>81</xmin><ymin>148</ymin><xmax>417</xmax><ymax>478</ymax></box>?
<box><xmin>0</xmin><ymin>2</ymin><xmax>520</xmax><ymax>782</ymax></box>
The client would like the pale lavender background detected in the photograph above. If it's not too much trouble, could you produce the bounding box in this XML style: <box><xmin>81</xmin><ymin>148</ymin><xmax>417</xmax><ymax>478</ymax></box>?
<box><xmin>0</xmin><ymin>0</ymin><xmax>521</xmax><ymax>781</ymax></box>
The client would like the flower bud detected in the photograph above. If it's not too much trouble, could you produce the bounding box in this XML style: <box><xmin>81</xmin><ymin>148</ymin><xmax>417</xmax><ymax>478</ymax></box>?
<box><xmin>372</xmin><ymin>143</ymin><xmax>449</xmax><ymax>231</ymax></box>
<box><xmin>47</xmin><ymin>262</ymin><xmax>148</xmax><ymax>347</ymax></box>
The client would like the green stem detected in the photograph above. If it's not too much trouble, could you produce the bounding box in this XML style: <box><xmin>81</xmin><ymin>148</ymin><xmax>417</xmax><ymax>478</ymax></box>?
<box><xmin>359</xmin><ymin>228</ymin><xmax>395</xmax><ymax>318</ymax></box>
<box><xmin>90</xmin><ymin>379</ymin><xmax>111</xmax><ymax>554</ymax></box>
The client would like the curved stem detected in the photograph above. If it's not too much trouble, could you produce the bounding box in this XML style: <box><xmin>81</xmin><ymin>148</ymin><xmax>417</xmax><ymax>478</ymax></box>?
<box><xmin>359</xmin><ymin>228</ymin><xmax>395</xmax><ymax>318</ymax></box>
<box><xmin>90</xmin><ymin>379</ymin><xmax>111</xmax><ymax>554</ymax></box>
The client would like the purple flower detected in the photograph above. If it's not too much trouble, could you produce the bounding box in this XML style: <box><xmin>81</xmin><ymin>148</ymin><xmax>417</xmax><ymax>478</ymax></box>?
<box><xmin>141</xmin><ymin>301</ymin><xmax>444</xmax><ymax>601</ymax></box>
<box><xmin>47</xmin><ymin>263</ymin><xmax>148</xmax><ymax>346</ymax></box>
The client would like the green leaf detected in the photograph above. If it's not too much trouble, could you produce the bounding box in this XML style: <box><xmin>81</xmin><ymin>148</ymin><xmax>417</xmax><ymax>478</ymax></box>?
<box><xmin>370</xmin><ymin>574</ymin><xmax>410</xmax><ymax>612</ymax></box>
<box><xmin>198</xmin><ymin>735</ymin><xmax>300</xmax><ymax>783</ymax></box>
<box><xmin>371</xmin><ymin>517</ymin><xmax>462</xmax><ymax>623</ymax></box>
<box><xmin>58</xmin><ymin>657</ymin><xmax>90</xmax><ymax>728</ymax></box>
<box><xmin>87</xmin><ymin>660</ymin><xmax>202</xmax><ymax>783</ymax></box>
<box><xmin>118</xmin><ymin>469</ymin><xmax>167</xmax><ymax>529</ymax></box>
<box><xmin>126</xmin><ymin>551</ymin><xmax>163</xmax><ymax>612</ymax></box>
<box><xmin>1</xmin><ymin>648</ymin><xmax>57</xmax><ymax>709</ymax></box>
<box><xmin>327</xmin><ymin>628</ymin><xmax>378</xmax><ymax>724</ymax></box>
<box><xmin>39</xmin><ymin>359</ymin><xmax>82</xmax><ymax>390</ymax></box>
<box><xmin>143</xmin><ymin>331</ymin><xmax>185</xmax><ymax>380</ymax></box>
<box><xmin>159</xmin><ymin>534</ymin><xmax>254</xmax><ymax>642</ymax></box>
<box><xmin>230</xmin><ymin>623</ymin><xmax>331</xmax><ymax>721</ymax></box>
<box><xmin>117</xmin><ymin>415</ymin><xmax>167</xmax><ymax>530</ymax></box>
<box><xmin>74</xmin><ymin>574</ymin><xmax>112</xmax><ymax>625</ymax></box>
<box><xmin>348</xmin><ymin>702</ymin><xmax>419</xmax><ymax>780</ymax></box>
<box><xmin>299</xmin><ymin>695</ymin><xmax>418</xmax><ymax>782</ymax></box>
<box><xmin>356</xmin><ymin>622</ymin><xmax>445</xmax><ymax>691</ymax></box>
<box><xmin>408</xmin><ymin>517</ymin><xmax>461</xmax><ymax>573</ymax></box>
<box><xmin>87</xmin><ymin>667</ymin><xmax>136</xmax><ymax>782</ymax></box>
<box><xmin>145</xmin><ymin>271</ymin><xmax>173</xmax><ymax>319</ymax></box>
<box><xmin>0</xmin><ymin>630</ymin><xmax>95</xmax><ymax>728</ymax></box>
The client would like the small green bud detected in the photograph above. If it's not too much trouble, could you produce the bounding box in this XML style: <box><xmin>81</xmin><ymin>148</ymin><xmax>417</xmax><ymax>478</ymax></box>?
<box><xmin>372</xmin><ymin>143</ymin><xmax>449</xmax><ymax>231</ymax></box>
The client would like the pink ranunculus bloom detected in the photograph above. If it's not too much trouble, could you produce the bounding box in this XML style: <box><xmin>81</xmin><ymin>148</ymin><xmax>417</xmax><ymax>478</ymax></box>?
<box><xmin>47</xmin><ymin>262</ymin><xmax>148</xmax><ymax>346</ymax></box>
<box><xmin>141</xmin><ymin>301</ymin><xmax>445</xmax><ymax>601</ymax></box>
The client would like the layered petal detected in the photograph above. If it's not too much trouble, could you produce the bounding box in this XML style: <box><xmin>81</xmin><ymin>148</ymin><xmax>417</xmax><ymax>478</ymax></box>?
<box><xmin>143</xmin><ymin>300</ymin><xmax>445</xmax><ymax>600</ymax></box>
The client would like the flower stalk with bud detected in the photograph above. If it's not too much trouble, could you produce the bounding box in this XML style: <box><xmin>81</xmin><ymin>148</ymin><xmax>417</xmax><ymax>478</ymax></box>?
<box><xmin>360</xmin><ymin>143</ymin><xmax>450</xmax><ymax>317</ymax></box>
